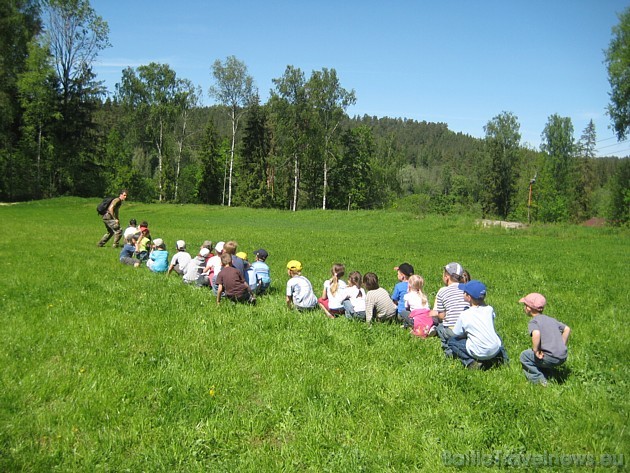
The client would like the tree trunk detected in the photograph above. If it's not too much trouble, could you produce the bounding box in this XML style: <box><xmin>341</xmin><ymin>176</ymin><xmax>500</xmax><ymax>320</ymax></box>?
<box><xmin>228</xmin><ymin>116</ymin><xmax>236</xmax><ymax>206</ymax></box>
<box><xmin>292</xmin><ymin>152</ymin><xmax>299</xmax><ymax>211</ymax></box>
<box><xmin>322</xmin><ymin>158</ymin><xmax>328</xmax><ymax>210</ymax></box>
<box><xmin>174</xmin><ymin>112</ymin><xmax>188</xmax><ymax>202</ymax></box>
<box><xmin>36</xmin><ymin>124</ymin><xmax>42</xmax><ymax>199</ymax></box>
<box><xmin>157</xmin><ymin>119</ymin><xmax>164</xmax><ymax>202</ymax></box>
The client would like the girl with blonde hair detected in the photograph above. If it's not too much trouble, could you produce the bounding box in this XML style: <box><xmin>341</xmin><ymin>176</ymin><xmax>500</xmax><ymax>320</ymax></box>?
<box><xmin>318</xmin><ymin>263</ymin><xmax>347</xmax><ymax>318</ymax></box>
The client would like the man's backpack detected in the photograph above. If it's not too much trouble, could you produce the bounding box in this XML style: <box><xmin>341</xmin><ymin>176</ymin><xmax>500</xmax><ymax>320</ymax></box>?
<box><xmin>96</xmin><ymin>197</ymin><xmax>114</xmax><ymax>215</ymax></box>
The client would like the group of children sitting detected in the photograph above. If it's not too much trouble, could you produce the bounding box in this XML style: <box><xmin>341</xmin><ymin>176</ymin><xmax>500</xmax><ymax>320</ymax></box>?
<box><xmin>117</xmin><ymin>219</ymin><xmax>270</xmax><ymax>304</ymax></box>
<box><xmin>115</xmin><ymin>219</ymin><xmax>571</xmax><ymax>387</ymax></box>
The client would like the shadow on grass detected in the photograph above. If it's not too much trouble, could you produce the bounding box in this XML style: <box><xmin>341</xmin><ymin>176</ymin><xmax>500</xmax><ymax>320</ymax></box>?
<box><xmin>543</xmin><ymin>366</ymin><xmax>572</xmax><ymax>385</ymax></box>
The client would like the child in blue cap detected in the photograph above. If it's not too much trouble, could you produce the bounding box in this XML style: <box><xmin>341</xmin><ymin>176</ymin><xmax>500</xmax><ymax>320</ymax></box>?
<box><xmin>447</xmin><ymin>280</ymin><xmax>508</xmax><ymax>370</ymax></box>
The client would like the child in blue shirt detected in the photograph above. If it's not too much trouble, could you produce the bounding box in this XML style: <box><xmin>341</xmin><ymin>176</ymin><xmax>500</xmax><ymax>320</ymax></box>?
<box><xmin>147</xmin><ymin>238</ymin><xmax>169</xmax><ymax>273</ymax></box>
<box><xmin>251</xmin><ymin>248</ymin><xmax>271</xmax><ymax>294</ymax></box>
<box><xmin>391</xmin><ymin>262</ymin><xmax>414</xmax><ymax>315</ymax></box>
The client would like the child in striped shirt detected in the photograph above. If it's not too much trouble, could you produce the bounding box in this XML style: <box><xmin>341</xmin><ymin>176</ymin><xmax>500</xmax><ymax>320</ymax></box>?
<box><xmin>431</xmin><ymin>262</ymin><xmax>470</xmax><ymax>357</ymax></box>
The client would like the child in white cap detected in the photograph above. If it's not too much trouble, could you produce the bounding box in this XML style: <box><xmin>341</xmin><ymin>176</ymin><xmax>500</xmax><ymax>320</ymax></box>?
<box><xmin>183</xmin><ymin>248</ymin><xmax>210</xmax><ymax>284</ymax></box>
<box><xmin>519</xmin><ymin>293</ymin><xmax>571</xmax><ymax>386</ymax></box>
<box><xmin>167</xmin><ymin>240</ymin><xmax>192</xmax><ymax>277</ymax></box>
<box><xmin>431</xmin><ymin>262</ymin><xmax>470</xmax><ymax>357</ymax></box>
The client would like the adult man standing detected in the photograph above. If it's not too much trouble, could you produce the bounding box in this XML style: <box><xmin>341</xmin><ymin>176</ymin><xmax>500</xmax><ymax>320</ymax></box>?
<box><xmin>97</xmin><ymin>189</ymin><xmax>128</xmax><ymax>248</ymax></box>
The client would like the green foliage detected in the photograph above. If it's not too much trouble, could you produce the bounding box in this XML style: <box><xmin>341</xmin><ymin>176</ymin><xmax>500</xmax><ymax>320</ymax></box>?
<box><xmin>537</xmin><ymin>114</ymin><xmax>577</xmax><ymax>222</ymax></box>
<box><xmin>209</xmin><ymin>55</ymin><xmax>256</xmax><ymax>207</ymax></box>
<box><xmin>607</xmin><ymin>157</ymin><xmax>630</xmax><ymax>225</ymax></box>
<box><xmin>237</xmin><ymin>99</ymin><xmax>273</xmax><ymax>208</ymax></box>
<box><xmin>0</xmin><ymin>3</ymin><xmax>624</xmax><ymax>223</ymax></box>
<box><xmin>483</xmin><ymin>111</ymin><xmax>521</xmax><ymax>219</ymax></box>
<box><xmin>41</xmin><ymin>0</ymin><xmax>109</xmax><ymax>197</ymax></box>
<box><xmin>0</xmin><ymin>198</ymin><xmax>628</xmax><ymax>470</ymax></box>
<box><xmin>0</xmin><ymin>0</ymin><xmax>41</xmax><ymax>201</ymax></box>
<box><xmin>605</xmin><ymin>7</ymin><xmax>630</xmax><ymax>140</ymax></box>
<box><xmin>196</xmin><ymin>122</ymin><xmax>224</xmax><ymax>205</ymax></box>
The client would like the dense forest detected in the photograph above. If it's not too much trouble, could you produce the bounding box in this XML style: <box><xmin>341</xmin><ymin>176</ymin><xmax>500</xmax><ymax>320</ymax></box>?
<box><xmin>1</xmin><ymin>0</ymin><xmax>629</xmax><ymax>224</ymax></box>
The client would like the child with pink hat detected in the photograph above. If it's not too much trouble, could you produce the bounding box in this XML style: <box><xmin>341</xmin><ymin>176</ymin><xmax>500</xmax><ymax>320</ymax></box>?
<box><xmin>519</xmin><ymin>293</ymin><xmax>571</xmax><ymax>386</ymax></box>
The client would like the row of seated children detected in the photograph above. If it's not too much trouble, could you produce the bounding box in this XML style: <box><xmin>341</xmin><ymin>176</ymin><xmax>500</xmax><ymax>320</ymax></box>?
<box><xmin>117</xmin><ymin>220</ymin><xmax>271</xmax><ymax>303</ymax></box>
<box><xmin>115</xmin><ymin>224</ymin><xmax>571</xmax><ymax>385</ymax></box>
<box><xmin>180</xmin><ymin>240</ymin><xmax>271</xmax><ymax>300</ymax></box>
<box><xmin>285</xmin><ymin>259</ymin><xmax>571</xmax><ymax>383</ymax></box>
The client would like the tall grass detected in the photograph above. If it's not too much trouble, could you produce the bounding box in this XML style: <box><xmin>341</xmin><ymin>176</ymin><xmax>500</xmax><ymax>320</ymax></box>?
<box><xmin>0</xmin><ymin>198</ymin><xmax>628</xmax><ymax>471</ymax></box>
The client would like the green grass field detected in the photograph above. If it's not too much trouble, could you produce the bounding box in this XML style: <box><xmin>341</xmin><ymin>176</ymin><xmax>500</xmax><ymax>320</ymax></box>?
<box><xmin>1</xmin><ymin>198</ymin><xmax>628</xmax><ymax>471</ymax></box>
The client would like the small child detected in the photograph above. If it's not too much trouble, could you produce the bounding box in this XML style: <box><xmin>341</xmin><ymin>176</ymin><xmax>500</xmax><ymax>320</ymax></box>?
<box><xmin>167</xmin><ymin>240</ymin><xmax>192</xmax><ymax>276</ymax></box>
<box><xmin>251</xmin><ymin>249</ymin><xmax>271</xmax><ymax>294</ymax></box>
<box><xmin>134</xmin><ymin>222</ymin><xmax>152</xmax><ymax>262</ymax></box>
<box><xmin>431</xmin><ymin>262</ymin><xmax>470</xmax><ymax>357</ymax></box>
<box><xmin>123</xmin><ymin>218</ymin><xmax>138</xmax><ymax>241</ymax></box>
<box><xmin>401</xmin><ymin>274</ymin><xmax>434</xmax><ymax>337</ymax></box>
<box><xmin>223</xmin><ymin>240</ymin><xmax>249</xmax><ymax>278</ymax></box>
<box><xmin>391</xmin><ymin>263</ymin><xmax>414</xmax><ymax>316</ymax></box>
<box><xmin>201</xmin><ymin>241</ymin><xmax>224</xmax><ymax>289</ymax></box>
<box><xmin>237</xmin><ymin>251</ymin><xmax>258</xmax><ymax>291</ymax></box>
<box><xmin>363</xmin><ymin>272</ymin><xmax>397</xmax><ymax>324</ymax></box>
<box><xmin>318</xmin><ymin>263</ymin><xmax>347</xmax><ymax>318</ymax></box>
<box><xmin>119</xmin><ymin>234</ymin><xmax>141</xmax><ymax>268</ymax></box>
<box><xmin>447</xmin><ymin>280</ymin><xmax>508</xmax><ymax>369</ymax></box>
<box><xmin>216</xmin><ymin>253</ymin><xmax>256</xmax><ymax>304</ymax></box>
<box><xmin>146</xmin><ymin>238</ymin><xmax>169</xmax><ymax>273</ymax></box>
<box><xmin>286</xmin><ymin>260</ymin><xmax>317</xmax><ymax>311</ymax></box>
<box><xmin>342</xmin><ymin>271</ymin><xmax>366</xmax><ymax>321</ymax></box>
<box><xmin>519</xmin><ymin>293</ymin><xmax>571</xmax><ymax>386</ymax></box>
<box><xmin>183</xmin><ymin>248</ymin><xmax>210</xmax><ymax>284</ymax></box>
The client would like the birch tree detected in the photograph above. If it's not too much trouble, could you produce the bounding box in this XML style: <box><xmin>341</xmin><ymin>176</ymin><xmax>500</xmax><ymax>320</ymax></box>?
<box><xmin>43</xmin><ymin>0</ymin><xmax>109</xmax><ymax>106</ymax></box>
<box><xmin>116</xmin><ymin>62</ymin><xmax>190</xmax><ymax>201</ymax></box>
<box><xmin>208</xmin><ymin>56</ymin><xmax>256</xmax><ymax>206</ymax></box>
<box><xmin>270</xmin><ymin>66</ymin><xmax>309</xmax><ymax>211</ymax></box>
<box><xmin>605</xmin><ymin>7</ymin><xmax>630</xmax><ymax>140</ymax></box>
<box><xmin>306</xmin><ymin>68</ymin><xmax>355</xmax><ymax>209</ymax></box>
<box><xmin>173</xmin><ymin>80</ymin><xmax>201</xmax><ymax>202</ymax></box>
<box><xmin>17</xmin><ymin>38</ymin><xmax>59</xmax><ymax>198</ymax></box>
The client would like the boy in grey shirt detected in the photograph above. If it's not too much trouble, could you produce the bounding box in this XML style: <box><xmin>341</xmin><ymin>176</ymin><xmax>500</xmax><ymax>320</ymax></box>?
<box><xmin>519</xmin><ymin>293</ymin><xmax>571</xmax><ymax>386</ymax></box>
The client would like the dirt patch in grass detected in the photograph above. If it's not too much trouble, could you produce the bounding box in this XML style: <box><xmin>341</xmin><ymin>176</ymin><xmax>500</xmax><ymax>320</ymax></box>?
<box><xmin>582</xmin><ymin>217</ymin><xmax>606</xmax><ymax>227</ymax></box>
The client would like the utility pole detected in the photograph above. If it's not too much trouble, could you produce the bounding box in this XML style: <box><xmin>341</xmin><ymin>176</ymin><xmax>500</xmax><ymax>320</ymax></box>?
<box><xmin>527</xmin><ymin>173</ymin><xmax>537</xmax><ymax>224</ymax></box>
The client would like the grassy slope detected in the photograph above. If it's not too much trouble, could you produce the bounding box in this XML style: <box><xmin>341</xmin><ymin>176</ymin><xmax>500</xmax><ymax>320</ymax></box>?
<box><xmin>0</xmin><ymin>198</ymin><xmax>628</xmax><ymax>471</ymax></box>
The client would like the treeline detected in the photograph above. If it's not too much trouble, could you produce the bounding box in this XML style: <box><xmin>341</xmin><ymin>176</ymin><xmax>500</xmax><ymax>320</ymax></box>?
<box><xmin>1</xmin><ymin>0</ymin><xmax>628</xmax><ymax>225</ymax></box>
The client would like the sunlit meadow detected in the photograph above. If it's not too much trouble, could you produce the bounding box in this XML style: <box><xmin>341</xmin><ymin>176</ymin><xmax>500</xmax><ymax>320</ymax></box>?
<box><xmin>0</xmin><ymin>198</ymin><xmax>628</xmax><ymax>471</ymax></box>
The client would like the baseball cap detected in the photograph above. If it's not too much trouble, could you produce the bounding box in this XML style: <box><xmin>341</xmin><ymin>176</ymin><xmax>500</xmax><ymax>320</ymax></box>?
<box><xmin>254</xmin><ymin>248</ymin><xmax>268</xmax><ymax>260</ymax></box>
<box><xmin>395</xmin><ymin>262</ymin><xmax>414</xmax><ymax>277</ymax></box>
<box><xmin>215</xmin><ymin>241</ymin><xmax>225</xmax><ymax>253</ymax></box>
<box><xmin>287</xmin><ymin>260</ymin><xmax>302</xmax><ymax>271</ymax></box>
<box><xmin>236</xmin><ymin>251</ymin><xmax>247</xmax><ymax>260</ymax></box>
<box><xmin>458</xmin><ymin>280</ymin><xmax>487</xmax><ymax>299</ymax></box>
<box><xmin>519</xmin><ymin>293</ymin><xmax>546</xmax><ymax>311</ymax></box>
<box><xmin>444</xmin><ymin>262</ymin><xmax>464</xmax><ymax>278</ymax></box>
<box><xmin>199</xmin><ymin>248</ymin><xmax>210</xmax><ymax>257</ymax></box>
<box><xmin>176</xmin><ymin>240</ymin><xmax>186</xmax><ymax>250</ymax></box>
<box><xmin>153</xmin><ymin>238</ymin><xmax>164</xmax><ymax>247</ymax></box>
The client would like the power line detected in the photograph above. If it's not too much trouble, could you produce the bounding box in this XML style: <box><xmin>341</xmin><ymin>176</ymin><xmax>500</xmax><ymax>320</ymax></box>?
<box><xmin>596</xmin><ymin>140</ymin><xmax>629</xmax><ymax>151</ymax></box>
<box><xmin>596</xmin><ymin>147</ymin><xmax>630</xmax><ymax>156</ymax></box>
<box><xmin>599</xmin><ymin>147</ymin><xmax>630</xmax><ymax>156</ymax></box>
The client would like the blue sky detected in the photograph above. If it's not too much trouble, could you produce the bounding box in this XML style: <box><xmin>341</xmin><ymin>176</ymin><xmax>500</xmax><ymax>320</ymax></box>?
<box><xmin>91</xmin><ymin>0</ymin><xmax>629</xmax><ymax>157</ymax></box>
